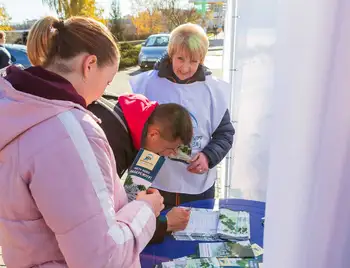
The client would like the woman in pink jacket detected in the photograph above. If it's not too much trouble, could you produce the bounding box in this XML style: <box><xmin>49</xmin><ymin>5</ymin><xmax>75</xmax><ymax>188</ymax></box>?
<box><xmin>0</xmin><ymin>16</ymin><xmax>164</xmax><ymax>268</ymax></box>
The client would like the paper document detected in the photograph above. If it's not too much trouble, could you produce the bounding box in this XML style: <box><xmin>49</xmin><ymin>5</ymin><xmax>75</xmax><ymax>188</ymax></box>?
<box><xmin>124</xmin><ymin>148</ymin><xmax>165</xmax><ymax>201</ymax></box>
<box><xmin>199</xmin><ymin>241</ymin><xmax>254</xmax><ymax>258</ymax></box>
<box><xmin>173</xmin><ymin>208</ymin><xmax>251</xmax><ymax>242</ymax></box>
<box><xmin>173</xmin><ymin>208</ymin><xmax>219</xmax><ymax>240</ymax></box>
<box><xmin>157</xmin><ymin>258</ymin><xmax>260</xmax><ymax>268</ymax></box>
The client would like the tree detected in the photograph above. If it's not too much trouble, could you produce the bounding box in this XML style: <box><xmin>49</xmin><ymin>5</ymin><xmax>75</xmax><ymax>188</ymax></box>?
<box><xmin>42</xmin><ymin>0</ymin><xmax>105</xmax><ymax>23</ymax></box>
<box><xmin>160</xmin><ymin>0</ymin><xmax>202</xmax><ymax>31</ymax></box>
<box><xmin>79</xmin><ymin>0</ymin><xmax>105</xmax><ymax>23</ymax></box>
<box><xmin>109</xmin><ymin>0</ymin><xmax>124</xmax><ymax>41</ymax></box>
<box><xmin>130</xmin><ymin>0</ymin><xmax>165</xmax><ymax>36</ymax></box>
<box><xmin>131</xmin><ymin>10</ymin><xmax>164</xmax><ymax>36</ymax></box>
<box><xmin>130</xmin><ymin>0</ymin><xmax>162</xmax><ymax>16</ymax></box>
<box><xmin>130</xmin><ymin>0</ymin><xmax>212</xmax><ymax>32</ymax></box>
<box><xmin>0</xmin><ymin>4</ymin><xmax>12</xmax><ymax>31</ymax></box>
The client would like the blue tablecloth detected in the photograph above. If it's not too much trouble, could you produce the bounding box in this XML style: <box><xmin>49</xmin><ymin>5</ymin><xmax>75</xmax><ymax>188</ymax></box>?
<box><xmin>140</xmin><ymin>198</ymin><xmax>265</xmax><ymax>267</ymax></box>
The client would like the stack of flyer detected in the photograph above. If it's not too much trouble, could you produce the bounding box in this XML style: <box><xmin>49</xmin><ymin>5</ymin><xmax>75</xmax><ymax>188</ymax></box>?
<box><xmin>173</xmin><ymin>208</ymin><xmax>250</xmax><ymax>242</ymax></box>
<box><xmin>155</xmin><ymin>257</ymin><xmax>261</xmax><ymax>268</ymax></box>
<box><xmin>217</xmin><ymin>209</ymin><xmax>250</xmax><ymax>241</ymax></box>
<box><xmin>198</xmin><ymin>241</ymin><xmax>264</xmax><ymax>258</ymax></box>
<box><xmin>123</xmin><ymin>149</ymin><xmax>165</xmax><ymax>202</ymax></box>
<box><xmin>198</xmin><ymin>241</ymin><xmax>254</xmax><ymax>258</ymax></box>
<box><xmin>154</xmin><ymin>242</ymin><xmax>264</xmax><ymax>268</ymax></box>
<box><xmin>173</xmin><ymin>208</ymin><xmax>220</xmax><ymax>241</ymax></box>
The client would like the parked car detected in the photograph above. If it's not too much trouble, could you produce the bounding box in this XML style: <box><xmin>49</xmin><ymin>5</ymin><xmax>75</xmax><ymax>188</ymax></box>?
<box><xmin>4</xmin><ymin>44</ymin><xmax>31</xmax><ymax>68</ymax></box>
<box><xmin>138</xmin><ymin>34</ymin><xmax>169</xmax><ymax>70</ymax></box>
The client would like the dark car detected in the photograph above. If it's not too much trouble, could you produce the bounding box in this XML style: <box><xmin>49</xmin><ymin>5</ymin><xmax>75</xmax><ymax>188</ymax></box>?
<box><xmin>138</xmin><ymin>34</ymin><xmax>169</xmax><ymax>70</ymax></box>
<box><xmin>4</xmin><ymin>44</ymin><xmax>31</xmax><ymax>68</ymax></box>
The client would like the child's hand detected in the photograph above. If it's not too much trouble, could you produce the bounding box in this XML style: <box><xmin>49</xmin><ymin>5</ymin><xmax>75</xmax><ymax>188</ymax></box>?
<box><xmin>187</xmin><ymin>152</ymin><xmax>209</xmax><ymax>174</ymax></box>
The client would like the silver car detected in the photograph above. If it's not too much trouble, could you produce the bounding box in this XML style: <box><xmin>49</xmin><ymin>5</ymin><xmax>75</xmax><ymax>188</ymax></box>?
<box><xmin>138</xmin><ymin>34</ymin><xmax>169</xmax><ymax>70</ymax></box>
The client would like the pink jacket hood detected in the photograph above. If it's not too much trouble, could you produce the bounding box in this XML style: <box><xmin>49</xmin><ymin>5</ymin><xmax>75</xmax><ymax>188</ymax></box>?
<box><xmin>1</xmin><ymin>65</ymin><xmax>87</xmax><ymax>151</ymax></box>
<box><xmin>0</xmin><ymin>78</ymin><xmax>80</xmax><ymax>151</ymax></box>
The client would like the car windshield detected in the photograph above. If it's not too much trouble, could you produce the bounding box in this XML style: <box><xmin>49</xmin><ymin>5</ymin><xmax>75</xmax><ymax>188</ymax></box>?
<box><xmin>145</xmin><ymin>36</ymin><xmax>169</xmax><ymax>47</ymax></box>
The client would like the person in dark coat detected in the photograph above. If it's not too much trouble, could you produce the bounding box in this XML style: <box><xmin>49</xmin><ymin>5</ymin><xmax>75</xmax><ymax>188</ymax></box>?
<box><xmin>0</xmin><ymin>31</ymin><xmax>11</xmax><ymax>69</ymax></box>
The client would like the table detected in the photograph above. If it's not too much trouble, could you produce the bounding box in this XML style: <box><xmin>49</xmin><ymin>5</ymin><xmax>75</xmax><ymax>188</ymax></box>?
<box><xmin>140</xmin><ymin>198</ymin><xmax>265</xmax><ymax>267</ymax></box>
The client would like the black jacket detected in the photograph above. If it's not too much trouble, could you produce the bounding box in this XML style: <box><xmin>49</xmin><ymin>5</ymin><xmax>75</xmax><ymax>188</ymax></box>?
<box><xmin>87</xmin><ymin>93</ymin><xmax>168</xmax><ymax>244</ymax></box>
<box><xmin>88</xmin><ymin>95</ymin><xmax>136</xmax><ymax>176</ymax></box>
<box><xmin>155</xmin><ymin>54</ymin><xmax>235</xmax><ymax>168</ymax></box>
<box><xmin>0</xmin><ymin>45</ymin><xmax>11</xmax><ymax>69</ymax></box>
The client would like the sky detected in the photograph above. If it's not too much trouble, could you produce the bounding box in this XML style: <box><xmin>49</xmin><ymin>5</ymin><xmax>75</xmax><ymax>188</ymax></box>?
<box><xmin>2</xmin><ymin>0</ymin><xmax>131</xmax><ymax>23</ymax></box>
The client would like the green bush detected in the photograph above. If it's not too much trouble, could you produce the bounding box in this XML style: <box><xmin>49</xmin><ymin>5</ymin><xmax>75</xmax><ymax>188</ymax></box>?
<box><xmin>119</xmin><ymin>42</ymin><xmax>133</xmax><ymax>50</ymax></box>
<box><xmin>118</xmin><ymin>43</ymin><xmax>141</xmax><ymax>69</ymax></box>
<box><xmin>120</xmin><ymin>57</ymin><xmax>138</xmax><ymax>69</ymax></box>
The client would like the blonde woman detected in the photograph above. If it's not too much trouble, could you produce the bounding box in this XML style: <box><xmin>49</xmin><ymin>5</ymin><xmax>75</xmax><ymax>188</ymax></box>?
<box><xmin>131</xmin><ymin>23</ymin><xmax>235</xmax><ymax>208</ymax></box>
<box><xmin>0</xmin><ymin>16</ymin><xmax>164</xmax><ymax>267</ymax></box>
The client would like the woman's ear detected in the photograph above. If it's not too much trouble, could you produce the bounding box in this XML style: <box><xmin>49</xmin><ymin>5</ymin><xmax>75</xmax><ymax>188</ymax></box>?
<box><xmin>82</xmin><ymin>54</ymin><xmax>97</xmax><ymax>79</ymax></box>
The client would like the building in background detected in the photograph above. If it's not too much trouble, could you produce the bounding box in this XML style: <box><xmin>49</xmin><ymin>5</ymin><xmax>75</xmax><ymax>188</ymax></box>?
<box><xmin>189</xmin><ymin>0</ymin><xmax>227</xmax><ymax>29</ymax></box>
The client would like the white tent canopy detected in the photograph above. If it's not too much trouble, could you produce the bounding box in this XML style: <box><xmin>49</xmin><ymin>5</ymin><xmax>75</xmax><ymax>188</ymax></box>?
<box><xmin>223</xmin><ymin>0</ymin><xmax>350</xmax><ymax>267</ymax></box>
<box><xmin>222</xmin><ymin>0</ymin><xmax>277</xmax><ymax>201</ymax></box>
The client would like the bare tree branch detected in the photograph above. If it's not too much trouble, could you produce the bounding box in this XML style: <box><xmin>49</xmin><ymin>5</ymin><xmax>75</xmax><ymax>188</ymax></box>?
<box><xmin>130</xmin><ymin>0</ymin><xmax>209</xmax><ymax>32</ymax></box>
